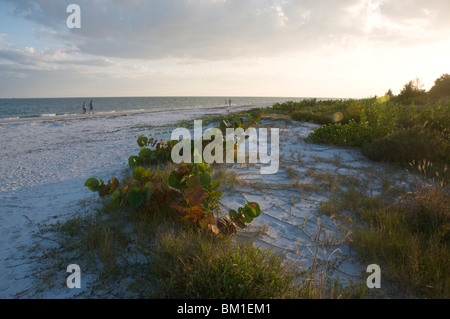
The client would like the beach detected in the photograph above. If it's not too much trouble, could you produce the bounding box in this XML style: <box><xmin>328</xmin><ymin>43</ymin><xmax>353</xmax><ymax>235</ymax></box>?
<box><xmin>0</xmin><ymin>103</ymin><xmax>411</xmax><ymax>298</ymax></box>
<box><xmin>0</xmin><ymin>104</ymin><xmax>258</xmax><ymax>298</ymax></box>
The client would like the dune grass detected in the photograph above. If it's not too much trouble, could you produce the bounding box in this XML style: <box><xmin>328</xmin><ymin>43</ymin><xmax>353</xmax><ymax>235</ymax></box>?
<box><xmin>317</xmin><ymin>169</ymin><xmax>450</xmax><ymax>299</ymax></box>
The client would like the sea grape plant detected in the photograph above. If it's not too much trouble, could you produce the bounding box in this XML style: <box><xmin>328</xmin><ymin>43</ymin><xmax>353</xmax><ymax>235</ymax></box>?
<box><xmin>228</xmin><ymin>202</ymin><xmax>261</xmax><ymax>229</ymax></box>
<box><xmin>168</xmin><ymin>162</ymin><xmax>223</xmax><ymax>227</ymax></box>
<box><xmin>85</xmin><ymin>119</ymin><xmax>264</xmax><ymax>235</ymax></box>
<box><xmin>85</xmin><ymin>166</ymin><xmax>158</xmax><ymax>209</ymax></box>
<box><xmin>85</xmin><ymin>163</ymin><xmax>261</xmax><ymax>235</ymax></box>
<box><xmin>129</xmin><ymin>110</ymin><xmax>264</xmax><ymax>169</ymax></box>
<box><xmin>129</xmin><ymin>137</ymin><xmax>179</xmax><ymax>168</ymax></box>
<box><xmin>216</xmin><ymin>202</ymin><xmax>262</xmax><ymax>235</ymax></box>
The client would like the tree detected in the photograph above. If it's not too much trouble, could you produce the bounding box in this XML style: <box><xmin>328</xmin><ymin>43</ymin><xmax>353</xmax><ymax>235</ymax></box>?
<box><xmin>398</xmin><ymin>78</ymin><xmax>426</xmax><ymax>103</ymax></box>
<box><xmin>428</xmin><ymin>73</ymin><xmax>450</xmax><ymax>101</ymax></box>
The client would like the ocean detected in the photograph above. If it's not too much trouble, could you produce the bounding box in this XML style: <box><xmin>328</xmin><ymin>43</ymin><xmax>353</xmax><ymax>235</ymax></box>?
<box><xmin>0</xmin><ymin>96</ymin><xmax>303</xmax><ymax>120</ymax></box>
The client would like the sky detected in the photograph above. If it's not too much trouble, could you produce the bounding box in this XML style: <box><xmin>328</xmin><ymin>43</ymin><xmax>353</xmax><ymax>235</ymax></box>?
<box><xmin>0</xmin><ymin>0</ymin><xmax>449</xmax><ymax>99</ymax></box>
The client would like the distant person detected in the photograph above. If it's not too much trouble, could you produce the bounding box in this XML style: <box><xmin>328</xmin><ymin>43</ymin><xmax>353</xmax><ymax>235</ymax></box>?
<box><xmin>89</xmin><ymin>100</ymin><xmax>94</xmax><ymax>114</ymax></box>
<box><xmin>228</xmin><ymin>99</ymin><xmax>232</xmax><ymax>106</ymax></box>
<box><xmin>82</xmin><ymin>102</ymin><xmax>87</xmax><ymax>114</ymax></box>
<box><xmin>225</xmin><ymin>99</ymin><xmax>228</xmax><ymax>106</ymax></box>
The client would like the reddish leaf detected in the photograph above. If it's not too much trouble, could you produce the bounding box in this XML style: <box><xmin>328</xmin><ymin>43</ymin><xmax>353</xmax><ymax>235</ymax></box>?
<box><xmin>176</xmin><ymin>166</ymin><xmax>190</xmax><ymax>178</ymax></box>
<box><xmin>198</xmin><ymin>214</ymin><xmax>215</xmax><ymax>229</ymax></box>
<box><xmin>185</xmin><ymin>176</ymin><xmax>204</xmax><ymax>206</ymax></box>
<box><xmin>171</xmin><ymin>204</ymin><xmax>189</xmax><ymax>217</ymax></box>
<box><xmin>111</xmin><ymin>177</ymin><xmax>120</xmax><ymax>190</ymax></box>
<box><xmin>186</xmin><ymin>204</ymin><xmax>204</xmax><ymax>224</ymax></box>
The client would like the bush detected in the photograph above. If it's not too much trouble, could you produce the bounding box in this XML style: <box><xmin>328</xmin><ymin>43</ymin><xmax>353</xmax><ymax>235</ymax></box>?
<box><xmin>292</xmin><ymin>111</ymin><xmax>334</xmax><ymax>125</ymax></box>
<box><xmin>429</xmin><ymin>74</ymin><xmax>450</xmax><ymax>103</ymax></box>
<box><xmin>397</xmin><ymin>79</ymin><xmax>427</xmax><ymax>105</ymax></box>
<box><xmin>362</xmin><ymin>127</ymin><xmax>449</xmax><ymax>164</ymax></box>
<box><xmin>306</xmin><ymin>120</ymin><xmax>372</xmax><ymax>147</ymax></box>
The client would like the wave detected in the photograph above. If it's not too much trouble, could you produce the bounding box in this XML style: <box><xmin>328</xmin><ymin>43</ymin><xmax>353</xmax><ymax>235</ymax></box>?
<box><xmin>0</xmin><ymin>103</ymin><xmax>271</xmax><ymax>126</ymax></box>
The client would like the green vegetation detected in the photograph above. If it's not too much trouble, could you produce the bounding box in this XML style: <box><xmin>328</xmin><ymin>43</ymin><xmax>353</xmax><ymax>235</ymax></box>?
<box><xmin>319</xmin><ymin>169</ymin><xmax>450</xmax><ymax>298</ymax></box>
<box><xmin>264</xmin><ymin>73</ymin><xmax>450</xmax><ymax>298</ymax></box>
<box><xmin>267</xmin><ymin>74</ymin><xmax>450</xmax><ymax>181</ymax></box>
<box><xmin>148</xmin><ymin>229</ymin><xmax>293</xmax><ymax>299</ymax></box>
<box><xmin>37</xmin><ymin>186</ymin><xmax>292</xmax><ymax>298</ymax></box>
<box><xmin>305</xmin><ymin>101</ymin><xmax>449</xmax><ymax>170</ymax></box>
<box><xmin>352</xmin><ymin>184</ymin><xmax>450</xmax><ymax>298</ymax></box>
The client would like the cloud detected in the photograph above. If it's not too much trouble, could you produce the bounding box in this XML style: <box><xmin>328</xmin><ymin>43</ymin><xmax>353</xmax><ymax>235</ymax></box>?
<box><xmin>0</xmin><ymin>41</ymin><xmax>114</xmax><ymax>72</ymax></box>
<box><xmin>3</xmin><ymin>0</ymin><xmax>449</xmax><ymax>62</ymax></box>
<box><xmin>1</xmin><ymin>0</ymin><xmax>449</xmax><ymax>98</ymax></box>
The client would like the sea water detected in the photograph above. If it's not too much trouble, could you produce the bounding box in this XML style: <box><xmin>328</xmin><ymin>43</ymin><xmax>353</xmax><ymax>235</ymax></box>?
<box><xmin>0</xmin><ymin>96</ymin><xmax>302</xmax><ymax>120</ymax></box>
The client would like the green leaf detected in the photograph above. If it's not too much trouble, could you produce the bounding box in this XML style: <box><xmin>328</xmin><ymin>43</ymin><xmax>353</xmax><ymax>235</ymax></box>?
<box><xmin>229</xmin><ymin>210</ymin><xmax>238</xmax><ymax>219</ymax></box>
<box><xmin>137</xmin><ymin>135</ymin><xmax>148</xmax><ymax>147</ymax></box>
<box><xmin>127</xmin><ymin>187</ymin><xmax>144</xmax><ymax>209</ymax></box>
<box><xmin>211</xmin><ymin>180</ymin><xmax>221</xmax><ymax>189</ymax></box>
<box><xmin>144</xmin><ymin>181</ymin><xmax>153</xmax><ymax>201</ymax></box>
<box><xmin>85</xmin><ymin>178</ymin><xmax>100</xmax><ymax>192</ymax></box>
<box><xmin>196</xmin><ymin>163</ymin><xmax>207</xmax><ymax>173</ymax></box>
<box><xmin>212</xmin><ymin>190</ymin><xmax>223</xmax><ymax>199</ymax></box>
<box><xmin>128</xmin><ymin>156</ymin><xmax>140</xmax><ymax>168</ymax></box>
<box><xmin>168</xmin><ymin>171</ymin><xmax>183</xmax><ymax>190</ymax></box>
<box><xmin>252</xmin><ymin>202</ymin><xmax>261</xmax><ymax>216</ymax></box>
<box><xmin>111</xmin><ymin>189</ymin><xmax>124</xmax><ymax>207</ymax></box>
<box><xmin>133</xmin><ymin>166</ymin><xmax>152</xmax><ymax>182</ymax></box>
<box><xmin>243</xmin><ymin>213</ymin><xmax>254</xmax><ymax>224</ymax></box>
<box><xmin>199</xmin><ymin>172</ymin><xmax>211</xmax><ymax>188</ymax></box>
<box><xmin>139</xmin><ymin>148</ymin><xmax>153</xmax><ymax>162</ymax></box>
<box><xmin>245</xmin><ymin>203</ymin><xmax>261</xmax><ymax>218</ymax></box>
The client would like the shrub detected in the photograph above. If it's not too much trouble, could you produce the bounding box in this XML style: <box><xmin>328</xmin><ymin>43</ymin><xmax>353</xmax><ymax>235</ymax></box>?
<box><xmin>306</xmin><ymin>120</ymin><xmax>372</xmax><ymax>147</ymax></box>
<box><xmin>362</xmin><ymin>127</ymin><xmax>449</xmax><ymax>164</ymax></box>
<box><xmin>397</xmin><ymin>78</ymin><xmax>427</xmax><ymax>105</ymax></box>
<box><xmin>429</xmin><ymin>73</ymin><xmax>450</xmax><ymax>102</ymax></box>
<box><xmin>292</xmin><ymin>111</ymin><xmax>334</xmax><ymax>125</ymax></box>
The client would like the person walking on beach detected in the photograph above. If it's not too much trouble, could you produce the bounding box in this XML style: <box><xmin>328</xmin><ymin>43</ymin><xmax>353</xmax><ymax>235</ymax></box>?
<box><xmin>228</xmin><ymin>99</ymin><xmax>232</xmax><ymax>106</ymax></box>
<box><xmin>89</xmin><ymin>100</ymin><xmax>94</xmax><ymax>114</ymax></box>
<box><xmin>82</xmin><ymin>102</ymin><xmax>87</xmax><ymax>114</ymax></box>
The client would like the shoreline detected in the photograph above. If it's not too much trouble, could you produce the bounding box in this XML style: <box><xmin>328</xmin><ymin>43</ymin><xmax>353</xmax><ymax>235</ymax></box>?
<box><xmin>0</xmin><ymin>102</ymin><xmax>275</xmax><ymax>125</ymax></box>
